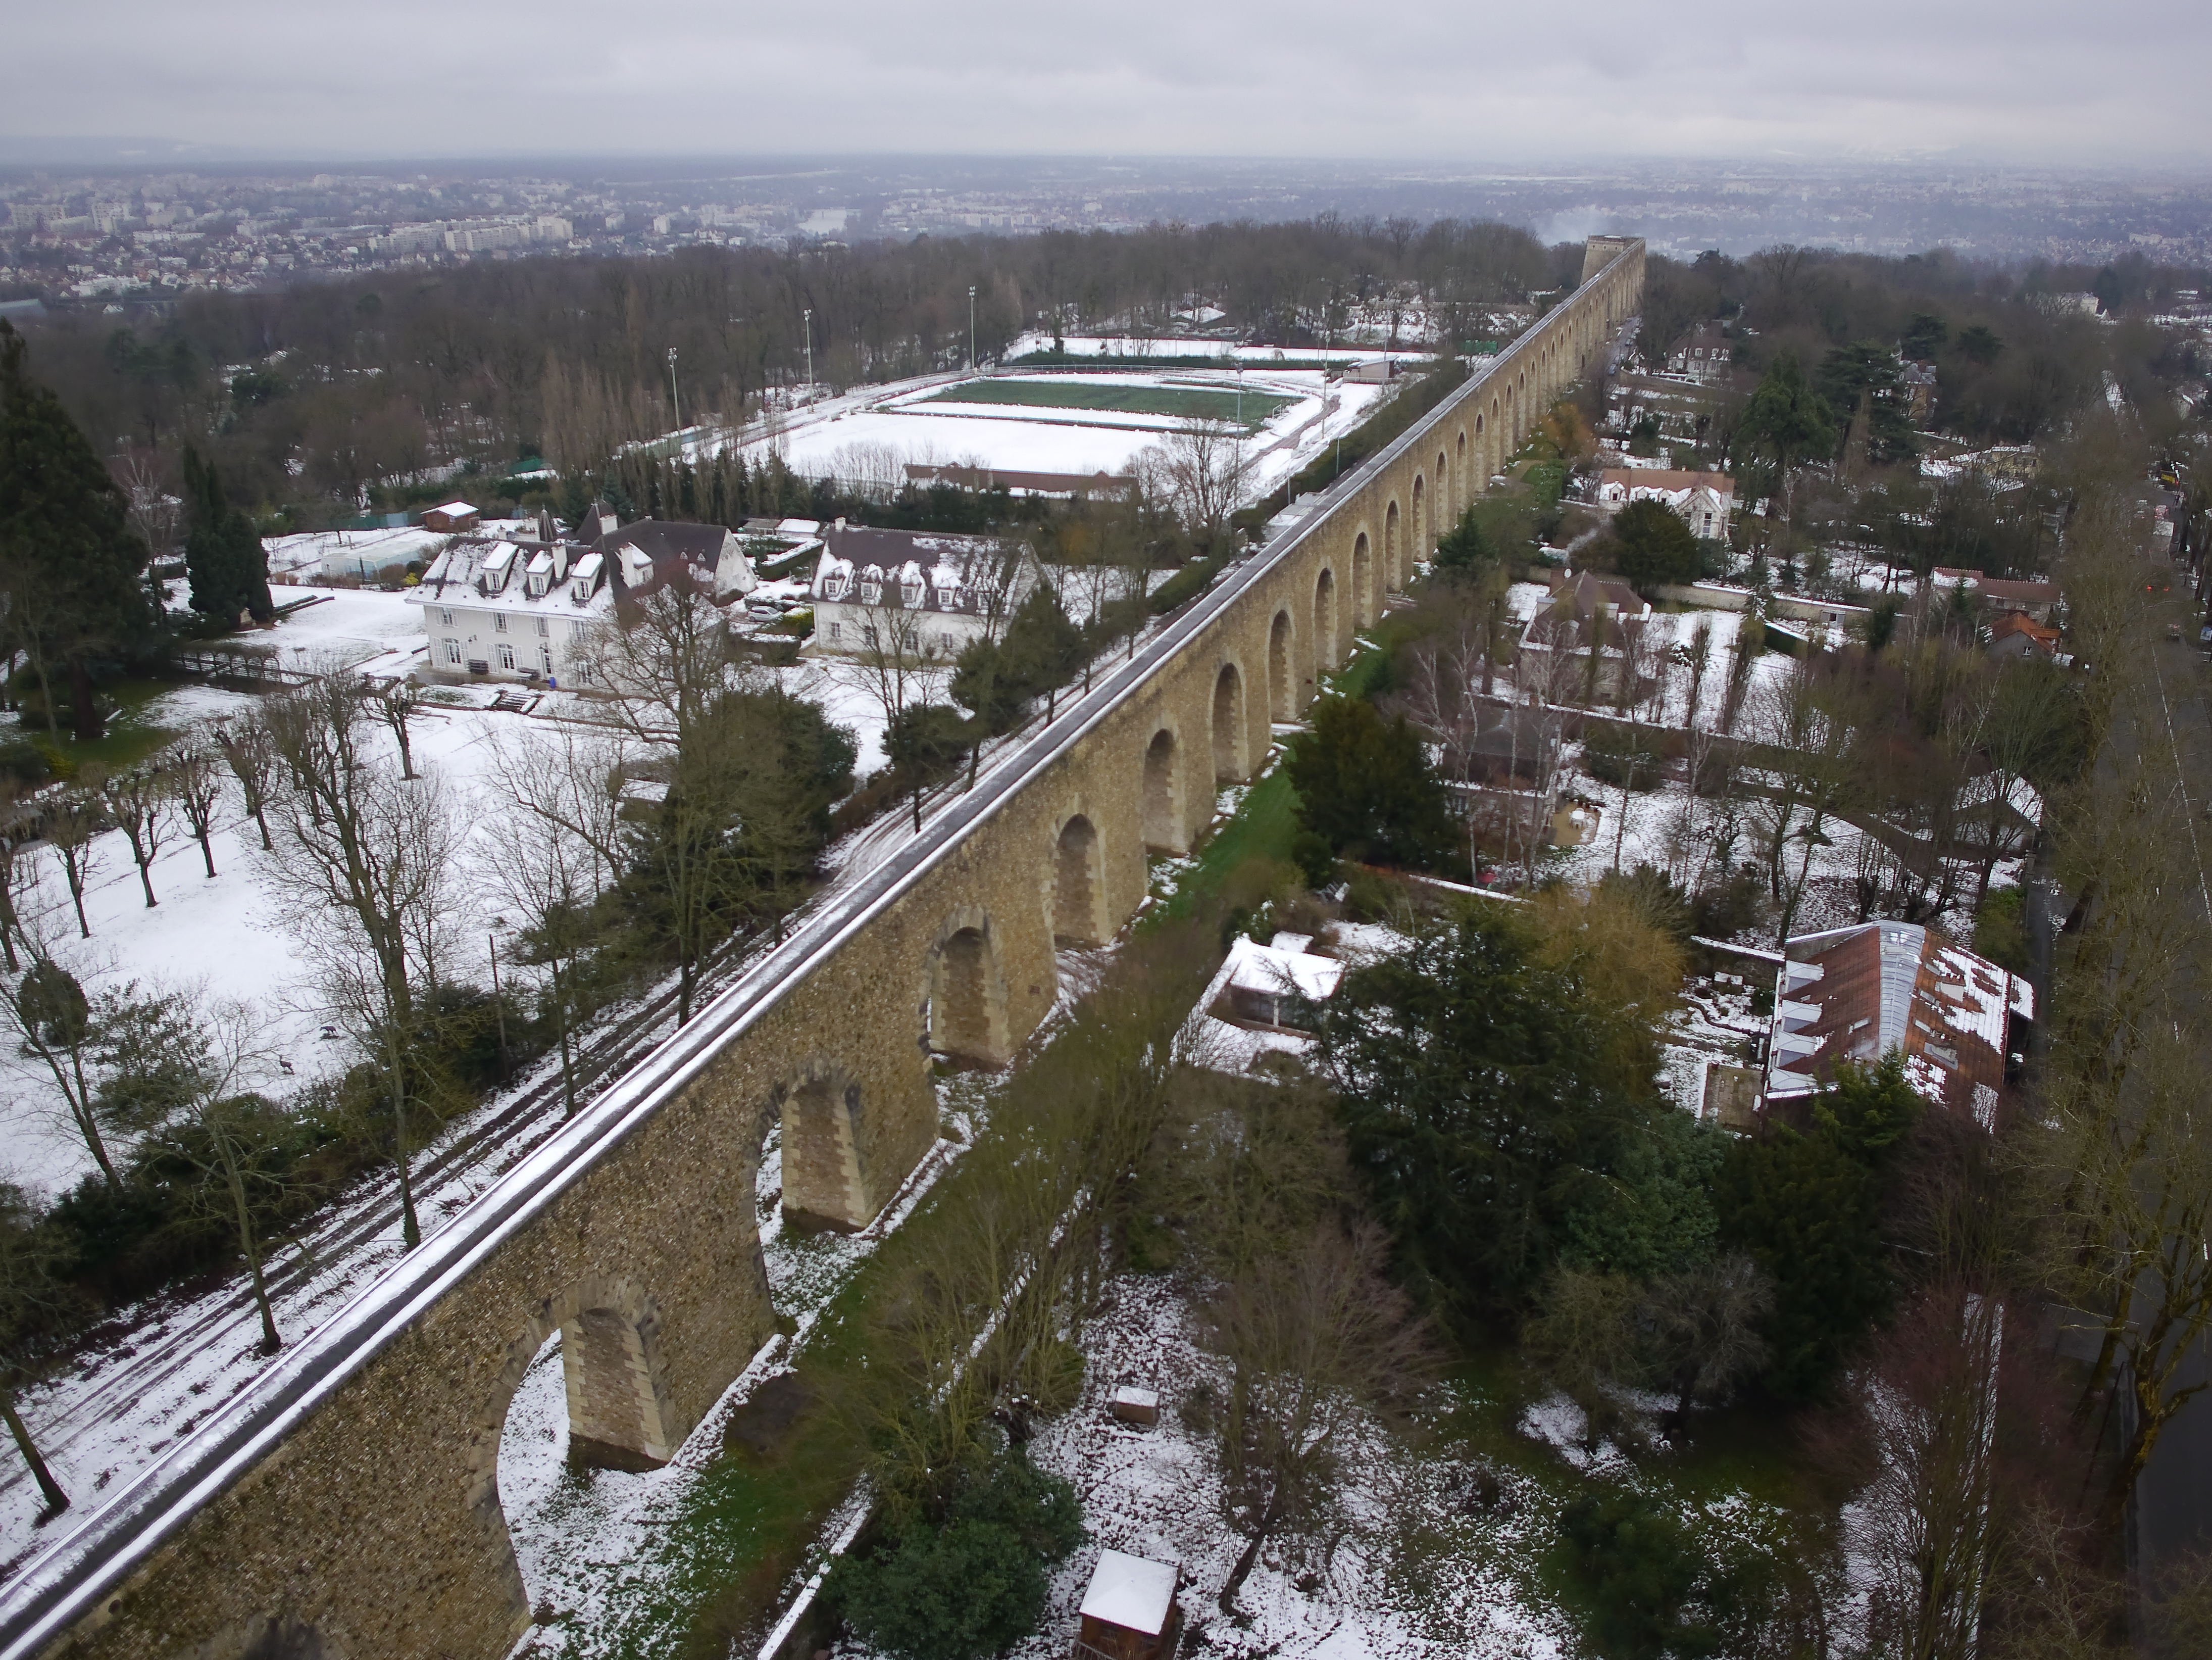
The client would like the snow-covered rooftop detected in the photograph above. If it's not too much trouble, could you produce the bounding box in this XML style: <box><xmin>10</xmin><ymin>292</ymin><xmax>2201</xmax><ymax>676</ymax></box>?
<box><xmin>1080</xmin><ymin>1548</ymin><xmax>1178</xmax><ymax>1637</ymax></box>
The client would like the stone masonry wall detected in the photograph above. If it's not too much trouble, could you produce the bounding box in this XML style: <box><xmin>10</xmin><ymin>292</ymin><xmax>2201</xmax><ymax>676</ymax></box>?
<box><xmin>32</xmin><ymin>246</ymin><xmax>1641</xmax><ymax>1660</ymax></box>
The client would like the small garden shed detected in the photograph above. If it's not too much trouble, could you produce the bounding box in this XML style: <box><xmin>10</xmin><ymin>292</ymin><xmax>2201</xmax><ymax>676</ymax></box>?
<box><xmin>1074</xmin><ymin>1549</ymin><xmax>1181</xmax><ymax>1660</ymax></box>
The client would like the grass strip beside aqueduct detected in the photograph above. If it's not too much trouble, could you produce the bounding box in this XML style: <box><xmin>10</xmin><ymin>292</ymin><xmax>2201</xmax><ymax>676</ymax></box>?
<box><xmin>921</xmin><ymin>379</ymin><xmax>1296</xmax><ymax>430</ymax></box>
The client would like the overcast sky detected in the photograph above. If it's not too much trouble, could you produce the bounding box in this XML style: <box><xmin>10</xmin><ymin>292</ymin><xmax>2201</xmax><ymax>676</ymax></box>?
<box><xmin>6</xmin><ymin>0</ymin><xmax>2206</xmax><ymax>167</ymax></box>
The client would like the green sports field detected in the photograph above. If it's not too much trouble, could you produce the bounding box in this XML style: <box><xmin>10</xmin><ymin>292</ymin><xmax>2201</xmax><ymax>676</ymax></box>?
<box><xmin>921</xmin><ymin>377</ymin><xmax>1296</xmax><ymax>429</ymax></box>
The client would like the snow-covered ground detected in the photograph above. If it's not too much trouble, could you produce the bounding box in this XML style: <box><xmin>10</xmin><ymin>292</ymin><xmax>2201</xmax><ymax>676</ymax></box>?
<box><xmin>264</xmin><ymin>519</ymin><xmax>536</xmax><ymax>584</ymax></box>
<box><xmin>725</xmin><ymin>367</ymin><xmax>1392</xmax><ymax>511</ymax></box>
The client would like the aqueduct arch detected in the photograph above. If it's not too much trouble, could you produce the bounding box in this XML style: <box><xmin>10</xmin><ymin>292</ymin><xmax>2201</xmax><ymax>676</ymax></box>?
<box><xmin>1352</xmin><ymin>532</ymin><xmax>1373</xmax><ymax>626</ymax></box>
<box><xmin>1314</xmin><ymin>567</ymin><xmax>1339</xmax><ymax>671</ymax></box>
<box><xmin>1211</xmin><ymin>663</ymin><xmax>1246</xmax><ymax>783</ymax></box>
<box><xmin>1268</xmin><ymin>610</ymin><xmax>1295</xmax><ymax>719</ymax></box>
<box><xmin>1141</xmin><ymin>726</ymin><xmax>1184</xmax><ymax>852</ymax></box>
<box><xmin>927</xmin><ymin>908</ymin><xmax>1010</xmax><ymax>1066</ymax></box>
<box><xmin>772</xmin><ymin>1059</ymin><xmax>873</xmax><ymax>1232</ymax></box>
<box><xmin>1383</xmin><ymin>505</ymin><xmax>1399</xmax><ymax>592</ymax></box>
<box><xmin>1050</xmin><ymin>814</ymin><xmax>1105</xmax><ymax>946</ymax></box>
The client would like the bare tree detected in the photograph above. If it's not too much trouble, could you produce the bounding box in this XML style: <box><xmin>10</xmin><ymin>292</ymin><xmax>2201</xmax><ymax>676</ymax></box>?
<box><xmin>483</xmin><ymin>726</ymin><xmax>625</xmax><ymax>1115</ymax></box>
<box><xmin>1849</xmin><ymin>1286</ymin><xmax>2006</xmax><ymax>1660</ymax></box>
<box><xmin>0</xmin><ymin>783</ymin><xmax>36</xmax><ymax>971</ymax></box>
<box><xmin>115</xmin><ymin>990</ymin><xmax>286</xmax><ymax>1351</ymax></box>
<box><xmin>373</xmin><ymin>679</ymin><xmax>427</xmax><ymax>781</ymax></box>
<box><xmin>262</xmin><ymin>676</ymin><xmax>463</xmax><ymax>1248</ymax></box>
<box><xmin>0</xmin><ymin>1183</ymin><xmax>72</xmax><ymax>1513</ymax></box>
<box><xmin>5</xmin><ymin>954</ymin><xmax>119</xmax><ymax>1187</ymax></box>
<box><xmin>1145</xmin><ymin>416</ymin><xmax>1248</xmax><ymax>543</ymax></box>
<box><xmin>1204</xmin><ymin>1222</ymin><xmax>1431</xmax><ymax>1613</ymax></box>
<box><xmin>214</xmin><ymin>713</ymin><xmax>278</xmax><ymax>851</ymax></box>
<box><xmin>43</xmin><ymin>783</ymin><xmax>102</xmax><ymax>939</ymax></box>
<box><xmin>835</xmin><ymin>590</ymin><xmax>954</xmax><ymax>834</ymax></box>
<box><xmin>1394</xmin><ymin>597</ymin><xmax>1489</xmax><ymax>876</ymax></box>
<box><xmin>169</xmin><ymin>743</ymin><xmax>224</xmax><ymax>879</ymax></box>
<box><xmin>100</xmin><ymin>767</ymin><xmax>172</xmax><ymax>909</ymax></box>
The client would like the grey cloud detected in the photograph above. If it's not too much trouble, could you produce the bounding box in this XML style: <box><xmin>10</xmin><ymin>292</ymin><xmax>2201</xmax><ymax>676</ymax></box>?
<box><xmin>3</xmin><ymin>0</ymin><xmax>2206</xmax><ymax>164</ymax></box>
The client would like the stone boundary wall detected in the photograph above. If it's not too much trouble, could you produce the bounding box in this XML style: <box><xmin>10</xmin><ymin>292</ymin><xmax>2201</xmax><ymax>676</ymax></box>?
<box><xmin>0</xmin><ymin>242</ymin><xmax>1643</xmax><ymax>1660</ymax></box>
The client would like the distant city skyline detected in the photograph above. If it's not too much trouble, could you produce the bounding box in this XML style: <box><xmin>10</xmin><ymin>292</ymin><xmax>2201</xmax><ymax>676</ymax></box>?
<box><xmin>5</xmin><ymin>0</ymin><xmax>2206</xmax><ymax>167</ymax></box>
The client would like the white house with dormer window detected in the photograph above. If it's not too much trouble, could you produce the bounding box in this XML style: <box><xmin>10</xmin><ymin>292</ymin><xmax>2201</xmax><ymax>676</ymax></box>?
<box><xmin>1593</xmin><ymin>468</ymin><xmax>1737</xmax><ymax>541</ymax></box>
<box><xmin>404</xmin><ymin>513</ymin><xmax>760</xmax><ymax>685</ymax></box>
<box><xmin>406</xmin><ymin>538</ymin><xmax>616</xmax><ymax>683</ymax></box>
<box><xmin>806</xmin><ymin>521</ymin><xmax>1036</xmax><ymax>658</ymax></box>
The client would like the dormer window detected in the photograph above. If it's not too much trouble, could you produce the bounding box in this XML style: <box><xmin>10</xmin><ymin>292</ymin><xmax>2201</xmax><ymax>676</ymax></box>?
<box><xmin>936</xmin><ymin>585</ymin><xmax>957</xmax><ymax>610</ymax></box>
<box><xmin>860</xmin><ymin>574</ymin><xmax>883</xmax><ymax>605</ymax></box>
<box><xmin>900</xmin><ymin>577</ymin><xmax>924</xmax><ymax>607</ymax></box>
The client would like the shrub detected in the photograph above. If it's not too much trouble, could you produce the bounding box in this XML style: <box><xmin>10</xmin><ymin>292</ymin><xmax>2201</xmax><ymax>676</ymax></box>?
<box><xmin>830</xmin><ymin>1451</ymin><xmax>1084</xmax><ymax>1660</ymax></box>
<box><xmin>832</xmin><ymin>1518</ymin><xmax>1045</xmax><ymax>1660</ymax></box>
<box><xmin>1560</xmin><ymin>1490</ymin><xmax>1726</xmax><ymax>1659</ymax></box>
<box><xmin>1582</xmin><ymin>722</ymin><xmax>1665</xmax><ymax>790</ymax></box>
<box><xmin>1972</xmin><ymin>886</ymin><xmax>2030</xmax><ymax>976</ymax></box>
<box><xmin>1689</xmin><ymin>869</ymin><xmax>1766</xmax><ymax>941</ymax></box>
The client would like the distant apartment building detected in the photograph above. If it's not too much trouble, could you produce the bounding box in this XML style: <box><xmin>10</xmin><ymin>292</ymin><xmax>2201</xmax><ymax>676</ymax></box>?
<box><xmin>366</xmin><ymin>216</ymin><xmax>573</xmax><ymax>256</ymax></box>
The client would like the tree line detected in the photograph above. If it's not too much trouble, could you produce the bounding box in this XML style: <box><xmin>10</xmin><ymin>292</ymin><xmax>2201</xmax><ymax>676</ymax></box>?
<box><xmin>15</xmin><ymin>217</ymin><xmax>1563</xmax><ymax>539</ymax></box>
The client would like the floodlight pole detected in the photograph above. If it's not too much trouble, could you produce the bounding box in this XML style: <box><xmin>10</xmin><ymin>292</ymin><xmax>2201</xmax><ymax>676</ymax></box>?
<box><xmin>667</xmin><ymin>346</ymin><xmax>680</xmax><ymax>431</ymax></box>
<box><xmin>969</xmin><ymin>285</ymin><xmax>976</xmax><ymax>372</ymax></box>
<box><xmin>803</xmin><ymin>308</ymin><xmax>815</xmax><ymax>391</ymax></box>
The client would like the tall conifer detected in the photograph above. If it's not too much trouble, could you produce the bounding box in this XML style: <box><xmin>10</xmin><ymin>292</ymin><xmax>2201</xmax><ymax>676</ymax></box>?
<box><xmin>0</xmin><ymin>320</ymin><xmax>158</xmax><ymax>741</ymax></box>
<box><xmin>181</xmin><ymin>444</ymin><xmax>275</xmax><ymax>624</ymax></box>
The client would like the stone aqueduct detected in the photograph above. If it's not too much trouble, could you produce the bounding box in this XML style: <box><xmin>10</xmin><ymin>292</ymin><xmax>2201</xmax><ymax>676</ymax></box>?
<box><xmin>0</xmin><ymin>238</ymin><xmax>1642</xmax><ymax>1660</ymax></box>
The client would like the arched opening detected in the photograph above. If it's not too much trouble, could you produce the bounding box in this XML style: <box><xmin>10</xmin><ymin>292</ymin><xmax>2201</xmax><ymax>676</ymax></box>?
<box><xmin>1269</xmin><ymin>610</ymin><xmax>1294</xmax><ymax>719</ymax></box>
<box><xmin>1142</xmin><ymin>728</ymin><xmax>1183</xmax><ymax>852</ymax></box>
<box><xmin>776</xmin><ymin>1065</ymin><xmax>869</xmax><ymax>1231</ymax></box>
<box><xmin>494</xmin><ymin>1273</ymin><xmax>694</xmax><ymax>1624</ymax></box>
<box><xmin>1454</xmin><ymin>431</ymin><xmax>1467</xmax><ymax>514</ymax></box>
<box><xmin>1314</xmin><ymin>567</ymin><xmax>1338</xmax><ymax>672</ymax></box>
<box><xmin>566</xmin><ymin>1305</ymin><xmax>674</xmax><ymax>1471</ymax></box>
<box><xmin>1383</xmin><ymin>504</ymin><xmax>1399</xmax><ymax>591</ymax></box>
<box><xmin>930</xmin><ymin>923</ymin><xmax>1008</xmax><ymax>1065</ymax></box>
<box><xmin>1351</xmin><ymin>535</ymin><xmax>1372</xmax><ymax>629</ymax></box>
<box><xmin>1212</xmin><ymin>663</ymin><xmax>1245</xmax><ymax>783</ymax></box>
<box><xmin>1052</xmin><ymin>814</ymin><xmax>1104</xmax><ymax>945</ymax></box>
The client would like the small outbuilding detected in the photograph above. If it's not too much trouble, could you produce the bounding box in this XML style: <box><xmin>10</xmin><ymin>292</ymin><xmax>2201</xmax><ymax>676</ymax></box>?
<box><xmin>421</xmin><ymin>501</ymin><xmax>481</xmax><ymax>533</ymax></box>
<box><xmin>1075</xmin><ymin>1550</ymin><xmax>1181</xmax><ymax>1660</ymax></box>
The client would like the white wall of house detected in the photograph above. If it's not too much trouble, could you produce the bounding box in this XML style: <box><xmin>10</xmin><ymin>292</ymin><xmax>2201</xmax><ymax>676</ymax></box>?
<box><xmin>419</xmin><ymin>598</ymin><xmax>602</xmax><ymax>682</ymax></box>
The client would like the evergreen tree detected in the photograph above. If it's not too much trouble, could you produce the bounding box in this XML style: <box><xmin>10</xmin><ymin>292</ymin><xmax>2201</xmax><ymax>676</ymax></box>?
<box><xmin>1431</xmin><ymin>506</ymin><xmax>1492</xmax><ymax>574</ymax></box>
<box><xmin>1608</xmin><ymin>499</ymin><xmax>1703</xmax><ymax>593</ymax></box>
<box><xmin>1714</xmin><ymin>1053</ymin><xmax>1920</xmax><ymax>1399</ymax></box>
<box><xmin>1816</xmin><ymin>341</ymin><xmax>1919</xmax><ymax>467</ymax></box>
<box><xmin>1313</xmin><ymin>910</ymin><xmax>1646</xmax><ymax>1311</ymax></box>
<box><xmin>1287</xmin><ymin>695</ymin><xmax>1452</xmax><ymax>874</ymax></box>
<box><xmin>1733</xmin><ymin>355</ymin><xmax>1836</xmax><ymax>496</ymax></box>
<box><xmin>181</xmin><ymin>444</ymin><xmax>275</xmax><ymax>624</ymax></box>
<box><xmin>0</xmin><ymin>320</ymin><xmax>158</xmax><ymax>741</ymax></box>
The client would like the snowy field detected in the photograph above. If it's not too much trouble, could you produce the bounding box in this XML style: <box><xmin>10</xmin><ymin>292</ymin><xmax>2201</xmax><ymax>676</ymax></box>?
<box><xmin>727</xmin><ymin>367</ymin><xmax>1392</xmax><ymax>508</ymax></box>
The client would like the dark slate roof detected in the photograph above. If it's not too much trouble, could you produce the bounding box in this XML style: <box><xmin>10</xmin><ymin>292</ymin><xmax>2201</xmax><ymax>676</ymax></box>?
<box><xmin>595</xmin><ymin>520</ymin><xmax>732</xmax><ymax>564</ymax></box>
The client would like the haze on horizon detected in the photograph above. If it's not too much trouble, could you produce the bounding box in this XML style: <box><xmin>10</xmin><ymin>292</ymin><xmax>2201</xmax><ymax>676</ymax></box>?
<box><xmin>5</xmin><ymin>0</ymin><xmax>2206</xmax><ymax>170</ymax></box>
